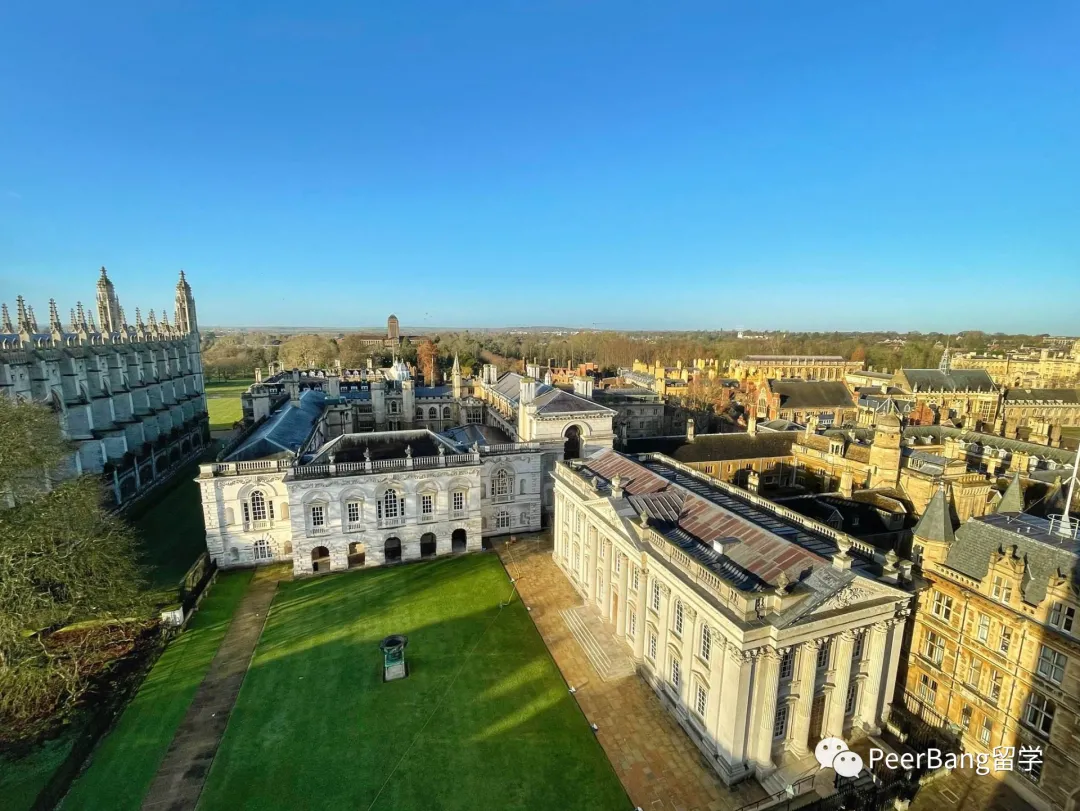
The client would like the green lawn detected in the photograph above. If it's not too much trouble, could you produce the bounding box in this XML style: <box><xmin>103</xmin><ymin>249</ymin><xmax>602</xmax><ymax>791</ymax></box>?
<box><xmin>126</xmin><ymin>458</ymin><xmax>214</xmax><ymax>588</ymax></box>
<box><xmin>62</xmin><ymin>570</ymin><xmax>254</xmax><ymax>811</ymax></box>
<box><xmin>0</xmin><ymin>734</ymin><xmax>75</xmax><ymax>811</ymax></box>
<box><xmin>205</xmin><ymin>378</ymin><xmax>252</xmax><ymax>433</ymax></box>
<box><xmin>200</xmin><ymin>554</ymin><xmax>630</xmax><ymax>811</ymax></box>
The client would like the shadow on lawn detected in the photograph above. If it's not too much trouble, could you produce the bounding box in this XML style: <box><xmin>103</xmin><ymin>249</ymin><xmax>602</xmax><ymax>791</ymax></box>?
<box><xmin>200</xmin><ymin>553</ymin><xmax>631</xmax><ymax>811</ymax></box>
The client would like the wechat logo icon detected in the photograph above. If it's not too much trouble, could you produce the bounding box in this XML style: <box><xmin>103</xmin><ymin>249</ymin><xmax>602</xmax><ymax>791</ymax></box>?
<box><xmin>815</xmin><ymin>737</ymin><xmax>864</xmax><ymax>777</ymax></box>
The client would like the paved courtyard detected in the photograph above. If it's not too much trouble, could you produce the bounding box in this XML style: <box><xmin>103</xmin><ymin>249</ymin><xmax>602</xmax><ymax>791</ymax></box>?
<box><xmin>496</xmin><ymin>534</ymin><xmax>768</xmax><ymax>811</ymax></box>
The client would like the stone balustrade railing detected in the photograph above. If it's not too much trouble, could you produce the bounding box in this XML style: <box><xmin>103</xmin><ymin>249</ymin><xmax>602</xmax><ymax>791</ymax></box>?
<box><xmin>203</xmin><ymin>452</ymin><xmax>481</xmax><ymax>480</ymax></box>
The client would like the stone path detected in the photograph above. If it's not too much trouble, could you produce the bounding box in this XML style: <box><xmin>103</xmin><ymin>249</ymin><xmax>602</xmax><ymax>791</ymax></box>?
<box><xmin>497</xmin><ymin>535</ymin><xmax>768</xmax><ymax>811</ymax></box>
<box><xmin>141</xmin><ymin>565</ymin><xmax>288</xmax><ymax>811</ymax></box>
<box><xmin>910</xmin><ymin>767</ymin><xmax>1036</xmax><ymax>811</ymax></box>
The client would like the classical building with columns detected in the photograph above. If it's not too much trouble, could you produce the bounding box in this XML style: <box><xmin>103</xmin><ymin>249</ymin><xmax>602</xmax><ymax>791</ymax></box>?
<box><xmin>552</xmin><ymin>450</ymin><xmax>912</xmax><ymax>791</ymax></box>
<box><xmin>1</xmin><ymin>267</ymin><xmax>208</xmax><ymax>507</ymax></box>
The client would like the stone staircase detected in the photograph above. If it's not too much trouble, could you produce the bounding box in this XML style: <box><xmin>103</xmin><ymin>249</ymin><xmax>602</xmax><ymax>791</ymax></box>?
<box><xmin>560</xmin><ymin>605</ymin><xmax>637</xmax><ymax>682</ymax></box>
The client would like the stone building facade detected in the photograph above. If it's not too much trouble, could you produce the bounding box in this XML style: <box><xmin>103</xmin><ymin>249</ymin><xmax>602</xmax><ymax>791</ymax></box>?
<box><xmin>199</xmin><ymin>424</ymin><xmax>543</xmax><ymax>576</ymax></box>
<box><xmin>475</xmin><ymin>365</ymin><xmax>616</xmax><ymax>514</ymax></box>
<box><xmin>729</xmin><ymin>355</ymin><xmax>864</xmax><ymax>382</ymax></box>
<box><xmin>1</xmin><ymin>268</ymin><xmax>208</xmax><ymax>506</ymax></box>
<box><xmin>951</xmin><ymin>342</ymin><xmax>1080</xmax><ymax>389</ymax></box>
<box><xmin>552</xmin><ymin>450</ymin><xmax>912</xmax><ymax>790</ymax></box>
<box><xmin>905</xmin><ymin>490</ymin><xmax>1080</xmax><ymax>811</ymax></box>
<box><xmin>889</xmin><ymin>368</ymin><xmax>1000</xmax><ymax>430</ymax></box>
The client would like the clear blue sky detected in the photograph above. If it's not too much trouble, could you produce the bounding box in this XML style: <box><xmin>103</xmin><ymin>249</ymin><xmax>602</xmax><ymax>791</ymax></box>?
<box><xmin>1</xmin><ymin>1</ymin><xmax>1078</xmax><ymax>333</ymax></box>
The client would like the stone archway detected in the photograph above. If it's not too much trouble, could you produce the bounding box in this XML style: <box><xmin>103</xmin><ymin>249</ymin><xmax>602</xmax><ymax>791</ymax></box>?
<box><xmin>311</xmin><ymin>545</ymin><xmax>330</xmax><ymax>573</ymax></box>
<box><xmin>420</xmin><ymin>533</ymin><xmax>437</xmax><ymax>558</ymax></box>
<box><xmin>348</xmin><ymin>542</ymin><xmax>366</xmax><ymax>568</ymax></box>
<box><xmin>384</xmin><ymin>537</ymin><xmax>402</xmax><ymax>563</ymax></box>
<box><xmin>451</xmin><ymin>528</ymin><xmax>467</xmax><ymax>554</ymax></box>
<box><xmin>563</xmin><ymin>424</ymin><xmax>582</xmax><ymax>460</ymax></box>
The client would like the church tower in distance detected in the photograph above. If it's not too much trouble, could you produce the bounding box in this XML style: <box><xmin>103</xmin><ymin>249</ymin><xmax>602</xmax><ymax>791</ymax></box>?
<box><xmin>95</xmin><ymin>266</ymin><xmax>123</xmax><ymax>334</ymax></box>
<box><xmin>174</xmin><ymin>270</ymin><xmax>198</xmax><ymax>335</ymax></box>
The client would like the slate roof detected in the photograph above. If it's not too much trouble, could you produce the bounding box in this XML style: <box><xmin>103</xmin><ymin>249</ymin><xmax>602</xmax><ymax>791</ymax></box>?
<box><xmin>489</xmin><ymin>372</ymin><xmax>613</xmax><ymax>415</ymax></box>
<box><xmin>744</xmin><ymin>355</ymin><xmax>847</xmax><ymax>362</ymax></box>
<box><xmin>913</xmin><ymin>486</ymin><xmax>956</xmax><ymax>545</ymax></box>
<box><xmin>625</xmin><ymin>432</ymin><xmax>797</xmax><ymax>463</ymax></box>
<box><xmin>311</xmin><ymin>431</ymin><xmax>446</xmax><ymax>463</ymax></box>
<box><xmin>1002</xmin><ymin>388</ymin><xmax>1080</xmax><ymax>404</ymax></box>
<box><xmin>997</xmin><ymin>473</ymin><xmax>1025</xmax><ymax>513</ymax></box>
<box><xmin>945</xmin><ymin>513</ymin><xmax>1078</xmax><ymax>604</ymax></box>
<box><xmin>897</xmin><ymin>369</ymin><xmax>997</xmax><ymax>392</ymax></box>
<box><xmin>767</xmin><ymin>380</ymin><xmax>855</xmax><ymax>410</ymax></box>
<box><xmin>903</xmin><ymin>425</ymin><xmax>1078</xmax><ymax>465</ymax></box>
<box><xmin>227</xmin><ymin>389</ymin><xmax>325</xmax><ymax>462</ymax></box>
<box><xmin>440</xmin><ymin>423</ymin><xmax>513</xmax><ymax>448</ymax></box>
<box><xmin>579</xmin><ymin>451</ymin><xmax>848</xmax><ymax>593</ymax></box>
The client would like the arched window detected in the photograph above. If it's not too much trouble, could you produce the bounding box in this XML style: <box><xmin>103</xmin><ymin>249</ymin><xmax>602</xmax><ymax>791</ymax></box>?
<box><xmin>416</xmin><ymin>407</ymin><xmax>424</xmax><ymax>419</ymax></box>
<box><xmin>378</xmin><ymin>489</ymin><xmax>403</xmax><ymax>524</ymax></box>
<box><xmin>250</xmin><ymin>490</ymin><xmax>268</xmax><ymax>522</ymax></box>
<box><xmin>429</xmin><ymin>406</ymin><xmax>438</xmax><ymax>419</ymax></box>
<box><xmin>492</xmin><ymin>469</ymin><xmax>512</xmax><ymax>500</ymax></box>
<box><xmin>389</xmin><ymin>401</ymin><xmax>399</xmax><ymax>414</ymax></box>
<box><xmin>442</xmin><ymin>406</ymin><xmax>451</xmax><ymax>419</ymax></box>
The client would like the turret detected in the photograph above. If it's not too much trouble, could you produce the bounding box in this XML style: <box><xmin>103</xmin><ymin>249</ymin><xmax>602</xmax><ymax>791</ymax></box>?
<box><xmin>912</xmin><ymin>485</ymin><xmax>955</xmax><ymax>565</ymax></box>
<box><xmin>174</xmin><ymin>270</ymin><xmax>198</xmax><ymax>335</ymax></box>
<box><xmin>868</xmin><ymin>414</ymin><xmax>902</xmax><ymax>489</ymax></box>
<box><xmin>95</xmin><ymin>266</ymin><xmax>123</xmax><ymax>334</ymax></box>
<box><xmin>451</xmin><ymin>353</ymin><xmax>462</xmax><ymax>399</ymax></box>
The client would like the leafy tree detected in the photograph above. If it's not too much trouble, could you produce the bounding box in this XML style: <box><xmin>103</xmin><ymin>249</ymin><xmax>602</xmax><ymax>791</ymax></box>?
<box><xmin>338</xmin><ymin>334</ymin><xmax>379</xmax><ymax>368</ymax></box>
<box><xmin>850</xmin><ymin>346</ymin><xmax>866</xmax><ymax>362</ymax></box>
<box><xmin>277</xmin><ymin>334</ymin><xmax>339</xmax><ymax>369</ymax></box>
<box><xmin>0</xmin><ymin>398</ymin><xmax>150</xmax><ymax>740</ymax></box>
<box><xmin>417</xmin><ymin>340</ymin><xmax>439</xmax><ymax>384</ymax></box>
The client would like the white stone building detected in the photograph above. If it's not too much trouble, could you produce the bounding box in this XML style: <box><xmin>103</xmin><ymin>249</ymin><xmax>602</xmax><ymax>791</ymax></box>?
<box><xmin>553</xmin><ymin>450</ymin><xmax>913</xmax><ymax>791</ymax></box>
<box><xmin>198</xmin><ymin>387</ymin><xmax>543</xmax><ymax>575</ymax></box>
<box><xmin>1</xmin><ymin>268</ymin><xmax>207</xmax><ymax>506</ymax></box>
<box><xmin>476</xmin><ymin>364</ymin><xmax>616</xmax><ymax>513</ymax></box>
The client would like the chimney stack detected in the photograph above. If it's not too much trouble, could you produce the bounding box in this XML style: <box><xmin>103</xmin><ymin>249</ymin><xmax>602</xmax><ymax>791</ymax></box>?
<box><xmin>686</xmin><ymin>418</ymin><xmax>696</xmax><ymax>442</ymax></box>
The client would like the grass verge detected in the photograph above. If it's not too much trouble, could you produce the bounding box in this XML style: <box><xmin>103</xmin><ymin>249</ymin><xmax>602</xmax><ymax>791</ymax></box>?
<box><xmin>61</xmin><ymin>570</ymin><xmax>254</xmax><ymax>811</ymax></box>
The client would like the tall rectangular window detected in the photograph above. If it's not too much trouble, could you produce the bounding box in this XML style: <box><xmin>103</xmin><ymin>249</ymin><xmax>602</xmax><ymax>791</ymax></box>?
<box><xmin>669</xmin><ymin>657</ymin><xmax>681</xmax><ymax>690</ymax></box>
<box><xmin>421</xmin><ymin>494</ymin><xmax>434</xmax><ymax>517</ymax></box>
<box><xmin>695</xmin><ymin>684</ymin><xmax>708</xmax><ymax>718</ymax></box>
<box><xmin>989</xmin><ymin>671</ymin><xmax>1003</xmax><ymax>705</ymax></box>
<box><xmin>673</xmin><ymin>601</ymin><xmax>684</xmax><ymax>636</ymax></box>
<box><xmin>651</xmin><ymin>581</ymin><xmax>661</xmax><ymax>611</ymax></box>
<box><xmin>917</xmin><ymin>674</ymin><xmax>937</xmax><ymax>704</ymax></box>
<box><xmin>979</xmin><ymin>717</ymin><xmax>992</xmax><ymax>745</ymax></box>
<box><xmin>347</xmin><ymin>501</ymin><xmax>361</xmax><ymax>528</ymax></box>
<box><xmin>817</xmin><ymin>640</ymin><xmax>831</xmax><ymax>669</ymax></box>
<box><xmin>977</xmin><ymin>614</ymin><xmax>990</xmax><ymax>643</ymax></box>
<box><xmin>999</xmin><ymin>627</ymin><xmax>1012</xmax><ymax>655</ymax></box>
<box><xmin>699</xmin><ymin>625</ymin><xmax>711</xmax><ymax>662</ymax></box>
<box><xmin>629</xmin><ymin>611</ymin><xmax>636</xmax><ymax>638</ymax></box>
<box><xmin>851</xmin><ymin>632</ymin><xmax>864</xmax><ymax>660</ymax></box>
<box><xmin>845</xmin><ymin>683</ymin><xmax>859</xmax><ymax>716</ymax></box>
<box><xmin>773</xmin><ymin>704</ymin><xmax>789</xmax><ymax>739</ymax></box>
<box><xmin>780</xmin><ymin>649</ymin><xmax>795</xmax><ymax>679</ymax></box>
<box><xmin>632</xmin><ymin>567</ymin><xmax>640</xmax><ymax>591</ymax></box>
<box><xmin>648</xmin><ymin>632</ymin><xmax>657</xmax><ymax>661</ymax></box>
<box><xmin>310</xmin><ymin>505</ymin><xmax>324</xmax><ymax>527</ymax></box>
<box><xmin>452</xmin><ymin>491</ymin><xmax>465</xmax><ymax>514</ymax></box>
<box><xmin>991</xmin><ymin>576</ymin><xmax>1013</xmax><ymax>603</ymax></box>
<box><xmin>966</xmin><ymin>657</ymin><xmax>982</xmax><ymax>688</ymax></box>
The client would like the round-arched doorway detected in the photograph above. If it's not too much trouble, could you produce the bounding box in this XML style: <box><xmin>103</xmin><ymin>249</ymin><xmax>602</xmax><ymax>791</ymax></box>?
<box><xmin>563</xmin><ymin>425</ymin><xmax>582</xmax><ymax>460</ymax></box>
<box><xmin>384</xmin><ymin>537</ymin><xmax>402</xmax><ymax>563</ymax></box>
<box><xmin>311</xmin><ymin>545</ymin><xmax>330</xmax><ymax>573</ymax></box>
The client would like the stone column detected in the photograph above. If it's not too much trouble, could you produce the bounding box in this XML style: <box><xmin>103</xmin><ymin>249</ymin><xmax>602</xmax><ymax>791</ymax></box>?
<box><xmin>715</xmin><ymin>644</ymin><xmax>755</xmax><ymax>770</ymax></box>
<box><xmin>788</xmin><ymin>640</ymin><xmax>820</xmax><ymax>756</ymax></box>
<box><xmin>678</xmin><ymin>605</ymin><xmax>698</xmax><ymax>703</ymax></box>
<box><xmin>706</xmin><ymin>630</ymin><xmax>727</xmax><ymax>739</ymax></box>
<box><xmin>656</xmin><ymin>582</ymin><xmax>672</xmax><ymax>676</ymax></box>
<box><xmin>616</xmin><ymin>552</ymin><xmax>629</xmax><ymax>638</ymax></box>
<box><xmin>877</xmin><ymin>615</ymin><xmax>908</xmax><ymax>725</ymax></box>
<box><xmin>632</xmin><ymin>567</ymin><xmax>647</xmax><ymax>660</ymax></box>
<box><xmin>749</xmin><ymin>648</ymin><xmax>783</xmax><ymax>777</ymax></box>
<box><xmin>854</xmin><ymin>623</ymin><xmax>888</xmax><ymax>731</ymax></box>
<box><xmin>603</xmin><ymin>541</ymin><xmax>616</xmax><ymax>620</ymax></box>
<box><xmin>587</xmin><ymin>532</ymin><xmax>598</xmax><ymax>604</ymax></box>
<box><xmin>822</xmin><ymin>631</ymin><xmax>855</xmax><ymax>739</ymax></box>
